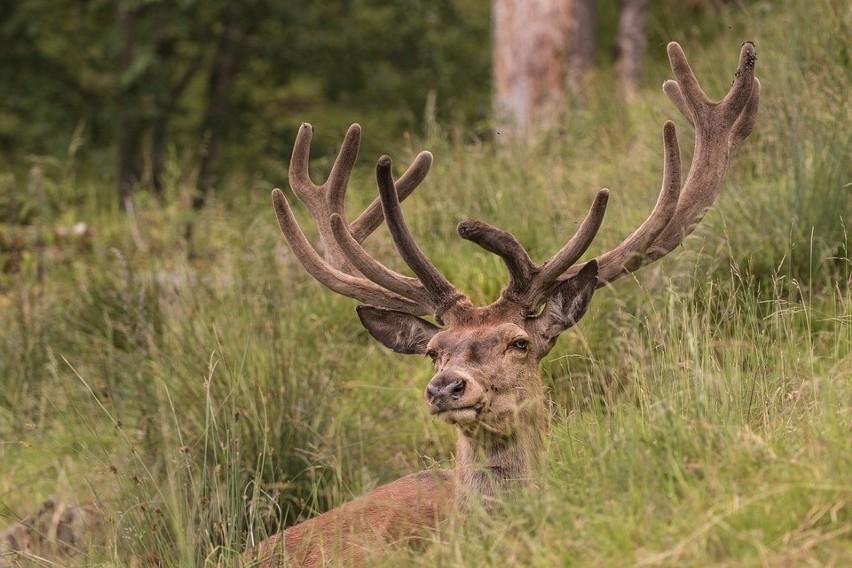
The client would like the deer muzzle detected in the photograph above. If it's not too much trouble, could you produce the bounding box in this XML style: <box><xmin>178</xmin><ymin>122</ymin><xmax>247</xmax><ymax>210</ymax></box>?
<box><xmin>425</xmin><ymin>371</ymin><xmax>485</xmax><ymax>423</ymax></box>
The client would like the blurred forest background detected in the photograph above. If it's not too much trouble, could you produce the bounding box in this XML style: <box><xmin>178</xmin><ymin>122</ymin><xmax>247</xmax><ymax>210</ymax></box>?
<box><xmin>3</xmin><ymin>0</ymin><xmax>732</xmax><ymax>213</ymax></box>
<box><xmin>1</xmin><ymin>0</ymin><xmax>491</xmax><ymax>212</ymax></box>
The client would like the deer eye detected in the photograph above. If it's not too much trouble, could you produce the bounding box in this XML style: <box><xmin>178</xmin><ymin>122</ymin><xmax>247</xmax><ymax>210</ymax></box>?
<box><xmin>509</xmin><ymin>338</ymin><xmax>529</xmax><ymax>351</ymax></box>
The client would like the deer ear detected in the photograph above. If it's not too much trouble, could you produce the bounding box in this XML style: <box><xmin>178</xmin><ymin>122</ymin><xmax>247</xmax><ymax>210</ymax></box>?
<box><xmin>537</xmin><ymin>260</ymin><xmax>598</xmax><ymax>341</ymax></box>
<box><xmin>356</xmin><ymin>305</ymin><xmax>442</xmax><ymax>355</ymax></box>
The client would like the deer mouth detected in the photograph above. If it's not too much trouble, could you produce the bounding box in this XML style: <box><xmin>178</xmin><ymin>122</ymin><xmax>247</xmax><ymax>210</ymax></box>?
<box><xmin>432</xmin><ymin>402</ymin><xmax>485</xmax><ymax>424</ymax></box>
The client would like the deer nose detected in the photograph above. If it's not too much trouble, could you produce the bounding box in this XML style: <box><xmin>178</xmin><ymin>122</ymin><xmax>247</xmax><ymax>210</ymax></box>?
<box><xmin>425</xmin><ymin>373</ymin><xmax>466</xmax><ymax>408</ymax></box>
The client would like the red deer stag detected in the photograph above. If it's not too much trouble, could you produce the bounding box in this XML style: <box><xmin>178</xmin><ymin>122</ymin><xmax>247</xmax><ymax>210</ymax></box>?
<box><xmin>244</xmin><ymin>41</ymin><xmax>760</xmax><ymax>567</ymax></box>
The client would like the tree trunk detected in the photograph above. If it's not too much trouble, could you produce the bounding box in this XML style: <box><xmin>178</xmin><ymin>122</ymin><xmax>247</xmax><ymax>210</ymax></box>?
<box><xmin>492</xmin><ymin>0</ymin><xmax>573</xmax><ymax>139</ymax></box>
<box><xmin>194</xmin><ymin>23</ymin><xmax>237</xmax><ymax>211</ymax></box>
<box><xmin>117</xmin><ymin>124</ymin><xmax>144</xmax><ymax>209</ymax></box>
<box><xmin>567</xmin><ymin>0</ymin><xmax>596</xmax><ymax>94</ymax></box>
<box><xmin>116</xmin><ymin>4</ymin><xmax>142</xmax><ymax>210</ymax></box>
<box><xmin>615</xmin><ymin>0</ymin><xmax>650</xmax><ymax>100</ymax></box>
<box><xmin>150</xmin><ymin>117</ymin><xmax>166</xmax><ymax>201</ymax></box>
<box><xmin>149</xmin><ymin>41</ymin><xmax>203</xmax><ymax>202</ymax></box>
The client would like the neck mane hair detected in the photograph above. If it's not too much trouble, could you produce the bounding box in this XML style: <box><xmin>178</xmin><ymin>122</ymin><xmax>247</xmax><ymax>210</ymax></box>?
<box><xmin>453</xmin><ymin>389</ymin><xmax>547</xmax><ymax>504</ymax></box>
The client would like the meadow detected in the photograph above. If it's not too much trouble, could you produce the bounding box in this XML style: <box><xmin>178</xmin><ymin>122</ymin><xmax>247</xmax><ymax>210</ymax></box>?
<box><xmin>1</xmin><ymin>0</ymin><xmax>849</xmax><ymax>566</ymax></box>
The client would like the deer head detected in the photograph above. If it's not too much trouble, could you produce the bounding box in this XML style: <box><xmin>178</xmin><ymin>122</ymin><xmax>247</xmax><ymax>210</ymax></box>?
<box><xmin>271</xmin><ymin>41</ymin><xmax>760</xmax><ymax>499</ymax></box>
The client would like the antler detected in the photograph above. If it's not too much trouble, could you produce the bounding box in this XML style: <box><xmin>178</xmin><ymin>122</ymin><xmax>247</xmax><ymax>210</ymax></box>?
<box><xmin>457</xmin><ymin>189</ymin><xmax>609</xmax><ymax>312</ymax></box>
<box><xmin>272</xmin><ymin>123</ymin><xmax>442</xmax><ymax>316</ymax></box>
<box><xmin>459</xmin><ymin>40</ymin><xmax>759</xmax><ymax>308</ymax></box>
<box><xmin>372</xmin><ymin>157</ymin><xmax>472</xmax><ymax>322</ymax></box>
<box><xmin>328</xmin><ymin>156</ymin><xmax>473</xmax><ymax>323</ymax></box>
<box><xmin>565</xmin><ymin>40</ymin><xmax>761</xmax><ymax>285</ymax></box>
<box><xmin>283</xmin><ymin>123</ymin><xmax>433</xmax><ymax>271</ymax></box>
<box><xmin>274</xmin><ymin>41</ymin><xmax>758</xmax><ymax>323</ymax></box>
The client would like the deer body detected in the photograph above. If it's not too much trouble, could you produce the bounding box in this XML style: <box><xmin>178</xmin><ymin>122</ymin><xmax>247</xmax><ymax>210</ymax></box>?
<box><xmin>246</xmin><ymin>41</ymin><xmax>760</xmax><ymax>566</ymax></box>
<box><xmin>249</xmin><ymin>306</ymin><xmax>571</xmax><ymax>567</ymax></box>
<box><xmin>248</xmin><ymin>471</ymin><xmax>453</xmax><ymax>567</ymax></box>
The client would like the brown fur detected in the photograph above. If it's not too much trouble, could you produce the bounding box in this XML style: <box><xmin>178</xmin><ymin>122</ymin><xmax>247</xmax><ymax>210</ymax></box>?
<box><xmin>244</xmin><ymin>471</ymin><xmax>453</xmax><ymax>567</ymax></box>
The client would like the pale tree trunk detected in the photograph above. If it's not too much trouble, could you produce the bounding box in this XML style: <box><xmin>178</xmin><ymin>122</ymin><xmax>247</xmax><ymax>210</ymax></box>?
<box><xmin>614</xmin><ymin>0</ymin><xmax>650</xmax><ymax>100</ymax></box>
<box><xmin>492</xmin><ymin>0</ymin><xmax>573</xmax><ymax>139</ymax></box>
<box><xmin>567</xmin><ymin>0</ymin><xmax>596</xmax><ymax>94</ymax></box>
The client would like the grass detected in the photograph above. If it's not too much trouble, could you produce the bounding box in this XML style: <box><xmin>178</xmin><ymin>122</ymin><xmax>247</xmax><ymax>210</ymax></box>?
<box><xmin>1</xmin><ymin>0</ymin><xmax>850</xmax><ymax>565</ymax></box>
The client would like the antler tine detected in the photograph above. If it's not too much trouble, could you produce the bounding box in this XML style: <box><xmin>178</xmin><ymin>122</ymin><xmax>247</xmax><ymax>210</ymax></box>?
<box><xmin>643</xmin><ymin>40</ymin><xmax>758</xmax><ymax>260</ymax></box>
<box><xmin>350</xmin><ymin>151</ymin><xmax>433</xmax><ymax>242</ymax></box>
<box><xmin>720</xmin><ymin>42</ymin><xmax>759</xmax><ymax>126</ymax></box>
<box><xmin>729</xmin><ymin>78</ymin><xmax>761</xmax><ymax>157</ymax></box>
<box><xmin>456</xmin><ymin>188</ymin><xmax>607</xmax><ymax>309</ymax></box>
<box><xmin>288</xmin><ymin>123</ymin><xmax>323</xmax><ymax>196</ymax></box>
<box><xmin>582</xmin><ymin>122</ymin><xmax>682</xmax><ymax>282</ymax></box>
<box><xmin>330</xmin><ymin>213</ymin><xmax>435</xmax><ymax>308</ymax></box>
<box><xmin>561</xmin><ymin>40</ymin><xmax>758</xmax><ymax>287</ymax></box>
<box><xmin>272</xmin><ymin>189</ymin><xmax>429</xmax><ymax>315</ymax></box>
<box><xmin>664</xmin><ymin>42</ymin><xmax>712</xmax><ymax>116</ymax></box>
<box><xmin>376</xmin><ymin>156</ymin><xmax>471</xmax><ymax>322</ymax></box>
<box><xmin>662</xmin><ymin>80</ymin><xmax>694</xmax><ymax>127</ymax></box>
<box><xmin>287</xmin><ymin>123</ymin><xmax>432</xmax><ymax>272</ymax></box>
<box><xmin>456</xmin><ymin>219</ymin><xmax>535</xmax><ymax>298</ymax></box>
<box><xmin>527</xmin><ymin>188</ymin><xmax>609</xmax><ymax>300</ymax></box>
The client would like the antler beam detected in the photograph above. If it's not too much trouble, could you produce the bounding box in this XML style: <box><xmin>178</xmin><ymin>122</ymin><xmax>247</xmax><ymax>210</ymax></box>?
<box><xmin>272</xmin><ymin>123</ymin><xmax>446</xmax><ymax>316</ymax></box>
<box><xmin>562</xmin><ymin>41</ymin><xmax>760</xmax><ymax>285</ymax></box>
<box><xmin>374</xmin><ymin>157</ymin><xmax>472</xmax><ymax>322</ymax></box>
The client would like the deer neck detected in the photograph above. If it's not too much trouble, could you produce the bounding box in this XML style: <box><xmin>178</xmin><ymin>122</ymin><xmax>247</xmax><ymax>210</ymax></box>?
<box><xmin>452</xmin><ymin>389</ymin><xmax>547</xmax><ymax>505</ymax></box>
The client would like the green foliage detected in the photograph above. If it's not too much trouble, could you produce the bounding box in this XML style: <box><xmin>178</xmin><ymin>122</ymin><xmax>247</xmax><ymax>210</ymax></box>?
<box><xmin>0</xmin><ymin>0</ymin><xmax>491</xmax><ymax>197</ymax></box>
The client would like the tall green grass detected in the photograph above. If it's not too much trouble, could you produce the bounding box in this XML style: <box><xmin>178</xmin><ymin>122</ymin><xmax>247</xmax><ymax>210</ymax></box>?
<box><xmin>1</xmin><ymin>0</ymin><xmax>849</xmax><ymax>565</ymax></box>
